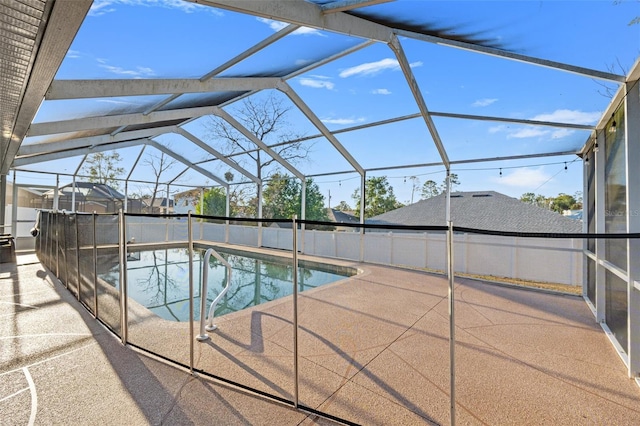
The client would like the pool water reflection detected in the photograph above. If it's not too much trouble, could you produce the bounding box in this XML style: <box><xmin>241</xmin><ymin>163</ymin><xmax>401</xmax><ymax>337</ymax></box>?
<box><xmin>101</xmin><ymin>247</ymin><xmax>354</xmax><ymax>322</ymax></box>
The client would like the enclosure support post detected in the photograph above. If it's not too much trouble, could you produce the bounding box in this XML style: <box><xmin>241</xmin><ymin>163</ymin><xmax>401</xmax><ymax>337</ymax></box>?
<box><xmin>53</xmin><ymin>175</ymin><xmax>59</xmax><ymax>211</ymax></box>
<box><xmin>625</xmin><ymin>81</ymin><xmax>640</xmax><ymax>378</ymax></box>
<box><xmin>200</xmin><ymin>187</ymin><xmax>204</xmax><ymax>215</ymax></box>
<box><xmin>125</xmin><ymin>145</ymin><xmax>146</xmax><ymax>213</ymax></box>
<box><xmin>292</xmin><ymin>216</ymin><xmax>299</xmax><ymax>408</ymax></box>
<box><xmin>188</xmin><ymin>211</ymin><xmax>194</xmax><ymax>373</ymax></box>
<box><xmin>11</xmin><ymin>170</ymin><xmax>17</xmax><ymax>238</ymax></box>
<box><xmin>0</xmin><ymin>174</ymin><xmax>6</xmax><ymax>234</ymax></box>
<box><xmin>359</xmin><ymin>172</ymin><xmax>366</xmax><ymax>262</ymax></box>
<box><xmin>93</xmin><ymin>212</ymin><xmax>98</xmax><ymax>319</ymax></box>
<box><xmin>300</xmin><ymin>180</ymin><xmax>306</xmax><ymax>254</ymax></box>
<box><xmin>63</xmin><ymin>212</ymin><xmax>69</xmax><ymax>289</ymax></box>
<box><xmin>447</xmin><ymin>220</ymin><xmax>456</xmax><ymax>426</ymax></box>
<box><xmin>71</xmin><ymin>176</ymin><xmax>76</xmax><ymax>213</ymax></box>
<box><xmin>55</xmin><ymin>213</ymin><xmax>59</xmax><ymax>277</ymax></box>
<box><xmin>225</xmin><ymin>187</ymin><xmax>230</xmax><ymax>244</ymax></box>
<box><xmin>446</xmin><ymin>171</ymin><xmax>456</xmax><ymax>426</ymax></box>
<box><xmin>72</xmin><ymin>155</ymin><xmax>87</xmax><ymax>213</ymax></box>
<box><xmin>258</xmin><ymin>183</ymin><xmax>263</xmax><ymax>248</ymax></box>
<box><xmin>118</xmin><ymin>209</ymin><xmax>128</xmax><ymax>344</ymax></box>
<box><xmin>595</xmin><ymin>129</ymin><xmax>606</xmax><ymax>323</ymax></box>
<box><xmin>124</xmin><ymin>182</ymin><xmax>128</xmax><ymax>213</ymax></box>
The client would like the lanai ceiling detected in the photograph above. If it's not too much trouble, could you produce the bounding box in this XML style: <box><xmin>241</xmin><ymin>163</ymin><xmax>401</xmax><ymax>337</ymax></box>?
<box><xmin>2</xmin><ymin>0</ymin><xmax>639</xmax><ymax>190</ymax></box>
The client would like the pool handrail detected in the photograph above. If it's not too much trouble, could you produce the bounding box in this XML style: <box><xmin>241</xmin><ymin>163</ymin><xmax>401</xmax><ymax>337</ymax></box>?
<box><xmin>196</xmin><ymin>247</ymin><xmax>232</xmax><ymax>341</ymax></box>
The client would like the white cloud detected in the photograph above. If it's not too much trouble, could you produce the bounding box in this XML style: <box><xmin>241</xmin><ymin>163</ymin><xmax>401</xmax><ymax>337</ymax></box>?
<box><xmin>508</xmin><ymin>127</ymin><xmax>549</xmax><ymax>139</ymax></box>
<box><xmin>371</xmin><ymin>88</ymin><xmax>392</xmax><ymax>95</ymax></box>
<box><xmin>551</xmin><ymin>128</ymin><xmax>575</xmax><ymax>139</ymax></box>
<box><xmin>499</xmin><ymin>168</ymin><xmax>551</xmax><ymax>188</ymax></box>
<box><xmin>256</xmin><ymin>17</ymin><xmax>322</xmax><ymax>36</ymax></box>
<box><xmin>89</xmin><ymin>0</ymin><xmax>222</xmax><ymax>17</ymax></box>
<box><xmin>299</xmin><ymin>78</ymin><xmax>335</xmax><ymax>90</ymax></box>
<box><xmin>487</xmin><ymin>108</ymin><xmax>599</xmax><ymax>140</ymax></box>
<box><xmin>473</xmin><ymin>98</ymin><xmax>498</xmax><ymax>107</ymax></box>
<box><xmin>531</xmin><ymin>109</ymin><xmax>601</xmax><ymax>125</ymax></box>
<box><xmin>98</xmin><ymin>60</ymin><xmax>156</xmax><ymax>77</ymax></box>
<box><xmin>321</xmin><ymin>117</ymin><xmax>366</xmax><ymax>125</ymax></box>
<box><xmin>339</xmin><ymin>58</ymin><xmax>422</xmax><ymax>78</ymax></box>
<box><xmin>66</xmin><ymin>50</ymin><xmax>81</xmax><ymax>59</ymax></box>
<box><xmin>89</xmin><ymin>1</ymin><xmax>116</xmax><ymax>16</ymax></box>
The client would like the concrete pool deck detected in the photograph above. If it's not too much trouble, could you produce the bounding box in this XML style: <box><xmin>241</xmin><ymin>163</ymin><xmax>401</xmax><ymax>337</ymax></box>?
<box><xmin>1</xmin><ymin>250</ymin><xmax>639</xmax><ymax>425</ymax></box>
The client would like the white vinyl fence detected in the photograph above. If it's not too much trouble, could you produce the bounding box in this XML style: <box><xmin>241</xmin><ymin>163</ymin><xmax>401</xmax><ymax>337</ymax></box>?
<box><xmin>124</xmin><ymin>217</ymin><xmax>583</xmax><ymax>286</ymax></box>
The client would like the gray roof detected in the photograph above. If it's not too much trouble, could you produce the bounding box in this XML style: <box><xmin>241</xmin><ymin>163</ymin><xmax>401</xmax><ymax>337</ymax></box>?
<box><xmin>368</xmin><ymin>191</ymin><xmax>583</xmax><ymax>233</ymax></box>
<box><xmin>328</xmin><ymin>209</ymin><xmax>360</xmax><ymax>225</ymax></box>
<box><xmin>45</xmin><ymin>182</ymin><xmax>126</xmax><ymax>200</ymax></box>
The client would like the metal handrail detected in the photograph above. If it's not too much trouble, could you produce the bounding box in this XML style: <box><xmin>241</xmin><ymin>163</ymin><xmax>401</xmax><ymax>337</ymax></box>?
<box><xmin>196</xmin><ymin>247</ymin><xmax>232</xmax><ymax>342</ymax></box>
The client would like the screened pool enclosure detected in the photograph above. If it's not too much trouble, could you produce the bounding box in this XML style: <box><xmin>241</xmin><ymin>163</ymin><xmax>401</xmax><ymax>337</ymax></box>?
<box><xmin>1</xmin><ymin>0</ymin><xmax>639</xmax><ymax>424</ymax></box>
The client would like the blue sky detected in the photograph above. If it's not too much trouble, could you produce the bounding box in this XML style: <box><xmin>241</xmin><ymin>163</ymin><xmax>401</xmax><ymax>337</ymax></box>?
<box><xmin>21</xmin><ymin>0</ymin><xmax>640</xmax><ymax>208</ymax></box>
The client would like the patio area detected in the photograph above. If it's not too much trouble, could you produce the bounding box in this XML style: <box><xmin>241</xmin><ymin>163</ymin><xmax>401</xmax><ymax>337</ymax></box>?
<box><xmin>2</xmin><ymin>251</ymin><xmax>639</xmax><ymax>425</ymax></box>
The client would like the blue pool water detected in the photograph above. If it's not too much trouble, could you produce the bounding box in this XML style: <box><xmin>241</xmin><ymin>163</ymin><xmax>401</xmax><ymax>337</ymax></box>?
<box><xmin>106</xmin><ymin>247</ymin><xmax>354</xmax><ymax>322</ymax></box>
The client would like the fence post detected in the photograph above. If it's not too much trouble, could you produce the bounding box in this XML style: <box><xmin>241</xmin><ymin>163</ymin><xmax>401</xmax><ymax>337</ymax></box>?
<box><xmin>63</xmin><ymin>212</ymin><xmax>69</xmax><ymax>289</ymax></box>
<box><xmin>188</xmin><ymin>211</ymin><xmax>194</xmax><ymax>373</ymax></box>
<box><xmin>55</xmin><ymin>212</ymin><xmax>60</xmax><ymax>278</ymax></box>
<box><xmin>93</xmin><ymin>212</ymin><xmax>98</xmax><ymax>318</ymax></box>
<box><xmin>75</xmin><ymin>214</ymin><xmax>81</xmax><ymax>301</ymax></box>
<box><xmin>292</xmin><ymin>216</ymin><xmax>299</xmax><ymax>408</ymax></box>
<box><xmin>118</xmin><ymin>210</ymin><xmax>128</xmax><ymax>344</ymax></box>
<box><xmin>447</xmin><ymin>221</ymin><xmax>456</xmax><ymax>426</ymax></box>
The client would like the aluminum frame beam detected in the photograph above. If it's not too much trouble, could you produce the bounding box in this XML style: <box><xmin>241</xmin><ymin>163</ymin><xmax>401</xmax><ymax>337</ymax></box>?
<box><xmin>388</xmin><ymin>34</ymin><xmax>450</xmax><ymax>169</ymax></box>
<box><xmin>147</xmin><ymin>139</ymin><xmax>228</xmax><ymax>187</ymax></box>
<box><xmin>137</xmin><ymin>24</ymin><xmax>300</xmax><ymax>119</ymax></box>
<box><xmin>321</xmin><ymin>0</ymin><xmax>393</xmax><ymax>14</ymax></box>
<box><xmin>45</xmin><ymin>77</ymin><xmax>281</xmax><ymax>100</ymax></box>
<box><xmin>195</xmin><ymin>0</ymin><xmax>623</xmax><ymax>83</ymax></box>
<box><xmin>193</xmin><ymin>0</ymin><xmax>393</xmax><ymax>42</ymax></box>
<box><xmin>213</xmin><ymin>107</ymin><xmax>305</xmax><ymax>181</ymax></box>
<box><xmin>14</xmin><ymin>137</ymin><xmax>227</xmax><ymax>187</ymax></box>
<box><xmin>276</xmin><ymin>80</ymin><xmax>365</xmax><ymax>176</ymax></box>
<box><xmin>28</xmin><ymin>105</ymin><xmax>224</xmax><ymax>137</ymax></box>
<box><xmin>174</xmin><ymin>128</ymin><xmax>260</xmax><ymax>184</ymax></box>
<box><xmin>13</xmin><ymin>138</ymin><xmax>150</xmax><ymax>166</ymax></box>
<box><xmin>394</xmin><ymin>29</ymin><xmax>625</xmax><ymax>84</ymax></box>
<box><xmin>18</xmin><ymin>126</ymin><xmax>176</xmax><ymax>156</ymax></box>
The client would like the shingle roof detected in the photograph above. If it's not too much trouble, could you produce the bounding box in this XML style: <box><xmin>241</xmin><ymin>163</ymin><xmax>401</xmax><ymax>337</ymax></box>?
<box><xmin>368</xmin><ymin>191</ymin><xmax>583</xmax><ymax>233</ymax></box>
<box><xmin>328</xmin><ymin>209</ymin><xmax>360</xmax><ymax>225</ymax></box>
<box><xmin>45</xmin><ymin>182</ymin><xmax>126</xmax><ymax>200</ymax></box>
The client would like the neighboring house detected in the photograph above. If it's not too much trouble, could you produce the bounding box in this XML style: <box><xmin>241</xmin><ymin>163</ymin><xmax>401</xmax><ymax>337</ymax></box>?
<box><xmin>368</xmin><ymin>191</ymin><xmax>583</xmax><ymax>233</ymax></box>
<box><xmin>142</xmin><ymin>197</ymin><xmax>174</xmax><ymax>214</ymax></box>
<box><xmin>174</xmin><ymin>188</ymin><xmax>202</xmax><ymax>214</ymax></box>
<box><xmin>269</xmin><ymin>208</ymin><xmax>360</xmax><ymax>231</ymax></box>
<box><xmin>42</xmin><ymin>182</ymin><xmax>145</xmax><ymax>213</ymax></box>
<box><xmin>5</xmin><ymin>182</ymin><xmax>48</xmax><ymax>209</ymax></box>
<box><xmin>327</xmin><ymin>208</ymin><xmax>361</xmax><ymax>231</ymax></box>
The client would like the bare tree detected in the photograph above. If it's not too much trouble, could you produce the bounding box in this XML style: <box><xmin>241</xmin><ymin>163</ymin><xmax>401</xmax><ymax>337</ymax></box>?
<box><xmin>595</xmin><ymin>58</ymin><xmax>628</xmax><ymax>98</ymax></box>
<box><xmin>206</xmin><ymin>93</ymin><xmax>312</xmax><ymax>188</ymax></box>
<box><xmin>143</xmin><ymin>151</ymin><xmax>177</xmax><ymax>213</ymax></box>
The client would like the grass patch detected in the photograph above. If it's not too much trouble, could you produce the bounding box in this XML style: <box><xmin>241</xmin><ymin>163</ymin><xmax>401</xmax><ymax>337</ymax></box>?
<box><xmin>400</xmin><ymin>265</ymin><xmax>582</xmax><ymax>295</ymax></box>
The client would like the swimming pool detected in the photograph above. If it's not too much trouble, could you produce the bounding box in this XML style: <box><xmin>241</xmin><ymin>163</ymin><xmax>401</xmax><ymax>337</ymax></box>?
<box><xmin>102</xmin><ymin>247</ymin><xmax>355</xmax><ymax>322</ymax></box>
